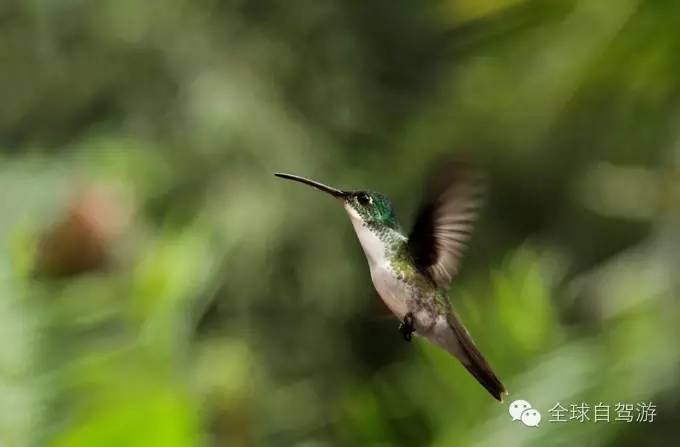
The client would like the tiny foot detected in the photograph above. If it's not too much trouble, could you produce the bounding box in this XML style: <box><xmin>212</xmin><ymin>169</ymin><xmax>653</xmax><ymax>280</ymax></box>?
<box><xmin>398</xmin><ymin>312</ymin><xmax>415</xmax><ymax>342</ymax></box>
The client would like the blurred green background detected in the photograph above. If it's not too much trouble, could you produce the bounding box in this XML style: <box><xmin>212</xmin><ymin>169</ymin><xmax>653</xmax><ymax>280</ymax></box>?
<box><xmin>2</xmin><ymin>0</ymin><xmax>680</xmax><ymax>446</ymax></box>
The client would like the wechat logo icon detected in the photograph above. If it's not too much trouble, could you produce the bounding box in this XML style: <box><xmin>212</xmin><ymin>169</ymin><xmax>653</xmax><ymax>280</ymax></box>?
<box><xmin>509</xmin><ymin>399</ymin><xmax>541</xmax><ymax>427</ymax></box>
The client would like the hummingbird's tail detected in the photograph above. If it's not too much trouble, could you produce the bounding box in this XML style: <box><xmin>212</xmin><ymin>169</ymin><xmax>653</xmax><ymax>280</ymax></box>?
<box><xmin>432</xmin><ymin>311</ymin><xmax>507</xmax><ymax>402</ymax></box>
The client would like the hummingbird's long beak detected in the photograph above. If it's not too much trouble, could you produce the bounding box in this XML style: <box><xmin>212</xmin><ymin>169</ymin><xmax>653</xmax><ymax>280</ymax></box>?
<box><xmin>274</xmin><ymin>173</ymin><xmax>348</xmax><ymax>199</ymax></box>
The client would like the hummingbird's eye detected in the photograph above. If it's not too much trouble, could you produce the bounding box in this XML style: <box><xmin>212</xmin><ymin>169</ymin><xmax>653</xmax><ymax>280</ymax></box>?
<box><xmin>357</xmin><ymin>193</ymin><xmax>372</xmax><ymax>206</ymax></box>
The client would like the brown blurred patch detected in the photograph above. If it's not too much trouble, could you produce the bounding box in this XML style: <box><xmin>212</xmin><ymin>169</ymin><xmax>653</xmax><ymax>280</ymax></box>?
<box><xmin>34</xmin><ymin>183</ymin><xmax>133</xmax><ymax>278</ymax></box>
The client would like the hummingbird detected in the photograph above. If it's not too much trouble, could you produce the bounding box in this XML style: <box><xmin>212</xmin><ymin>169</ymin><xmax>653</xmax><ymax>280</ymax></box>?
<box><xmin>274</xmin><ymin>161</ymin><xmax>507</xmax><ymax>401</ymax></box>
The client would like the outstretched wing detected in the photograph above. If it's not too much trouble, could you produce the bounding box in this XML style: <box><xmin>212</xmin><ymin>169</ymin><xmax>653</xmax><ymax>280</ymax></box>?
<box><xmin>406</xmin><ymin>159</ymin><xmax>483</xmax><ymax>288</ymax></box>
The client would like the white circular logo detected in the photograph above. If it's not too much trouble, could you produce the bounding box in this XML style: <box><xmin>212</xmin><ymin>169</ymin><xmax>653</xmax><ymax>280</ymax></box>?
<box><xmin>509</xmin><ymin>399</ymin><xmax>541</xmax><ymax>428</ymax></box>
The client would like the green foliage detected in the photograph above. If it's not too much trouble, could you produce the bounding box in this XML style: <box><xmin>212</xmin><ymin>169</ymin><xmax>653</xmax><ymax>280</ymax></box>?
<box><xmin>1</xmin><ymin>0</ymin><xmax>679</xmax><ymax>445</ymax></box>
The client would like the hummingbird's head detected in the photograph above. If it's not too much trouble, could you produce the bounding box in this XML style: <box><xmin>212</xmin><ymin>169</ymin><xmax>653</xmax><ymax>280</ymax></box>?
<box><xmin>274</xmin><ymin>173</ymin><xmax>399</xmax><ymax>230</ymax></box>
<box><xmin>344</xmin><ymin>191</ymin><xmax>399</xmax><ymax>230</ymax></box>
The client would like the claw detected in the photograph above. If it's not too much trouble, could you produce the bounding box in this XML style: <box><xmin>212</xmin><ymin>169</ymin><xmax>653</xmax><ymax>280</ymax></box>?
<box><xmin>399</xmin><ymin>312</ymin><xmax>415</xmax><ymax>342</ymax></box>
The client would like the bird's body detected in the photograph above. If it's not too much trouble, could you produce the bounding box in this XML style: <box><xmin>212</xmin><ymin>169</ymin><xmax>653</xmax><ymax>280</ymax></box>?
<box><xmin>346</xmin><ymin>205</ymin><xmax>442</xmax><ymax>331</ymax></box>
<box><xmin>275</xmin><ymin>163</ymin><xmax>507</xmax><ymax>401</ymax></box>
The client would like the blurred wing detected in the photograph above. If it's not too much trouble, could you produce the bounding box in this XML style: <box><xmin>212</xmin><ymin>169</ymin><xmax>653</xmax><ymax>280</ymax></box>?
<box><xmin>407</xmin><ymin>159</ymin><xmax>483</xmax><ymax>288</ymax></box>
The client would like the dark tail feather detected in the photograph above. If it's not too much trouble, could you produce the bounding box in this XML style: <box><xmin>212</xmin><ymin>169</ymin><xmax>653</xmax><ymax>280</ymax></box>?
<box><xmin>448</xmin><ymin>313</ymin><xmax>507</xmax><ymax>402</ymax></box>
